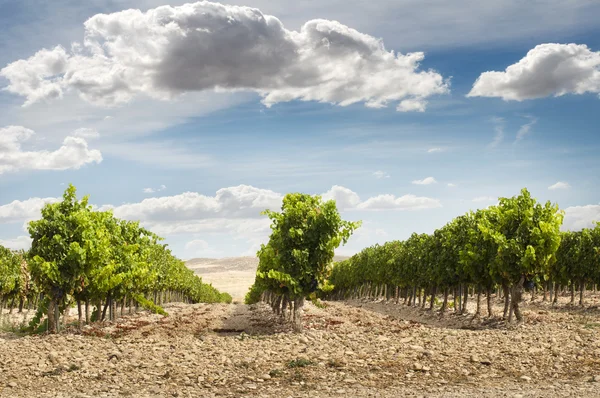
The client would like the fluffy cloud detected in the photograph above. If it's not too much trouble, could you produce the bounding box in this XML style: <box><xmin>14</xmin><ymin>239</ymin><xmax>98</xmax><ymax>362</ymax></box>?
<box><xmin>1</xmin><ymin>2</ymin><xmax>448</xmax><ymax>111</ymax></box>
<box><xmin>412</xmin><ymin>177</ymin><xmax>437</xmax><ymax>185</ymax></box>
<box><xmin>563</xmin><ymin>205</ymin><xmax>600</xmax><ymax>231</ymax></box>
<box><xmin>0</xmin><ymin>236</ymin><xmax>32</xmax><ymax>251</ymax></box>
<box><xmin>0</xmin><ymin>126</ymin><xmax>102</xmax><ymax>174</ymax></box>
<box><xmin>109</xmin><ymin>185</ymin><xmax>283</xmax><ymax>222</ymax></box>
<box><xmin>468</xmin><ymin>43</ymin><xmax>600</xmax><ymax>101</ymax></box>
<box><xmin>548</xmin><ymin>181</ymin><xmax>570</xmax><ymax>190</ymax></box>
<box><xmin>0</xmin><ymin>197</ymin><xmax>59</xmax><ymax>224</ymax></box>
<box><xmin>0</xmin><ymin>184</ymin><xmax>440</xmax><ymax>256</ymax></box>
<box><xmin>321</xmin><ymin>185</ymin><xmax>361</xmax><ymax>210</ymax></box>
<box><xmin>372</xmin><ymin>170</ymin><xmax>390</xmax><ymax>179</ymax></box>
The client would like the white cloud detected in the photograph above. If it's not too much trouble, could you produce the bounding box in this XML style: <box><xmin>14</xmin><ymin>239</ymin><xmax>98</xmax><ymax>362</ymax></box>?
<box><xmin>489</xmin><ymin>117</ymin><xmax>504</xmax><ymax>148</ymax></box>
<box><xmin>412</xmin><ymin>176</ymin><xmax>437</xmax><ymax>185</ymax></box>
<box><xmin>357</xmin><ymin>194</ymin><xmax>441</xmax><ymax>210</ymax></box>
<box><xmin>427</xmin><ymin>147</ymin><xmax>444</xmax><ymax>153</ymax></box>
<box><xmin>515</xmin><ymin>116</ymin><xmax>537</xmax><ymax>143</ymax></box>
<box><xmin>109</xmin><ymin>185</ymin><xmax>283</xmax><ymax>223</ymax></box>
<box><xmin>472</xmin><ymin>196</ymin><xmax>496</xmax><ymax>202</ymax></box>
<box><xmin>321</xmin><ymin>185</ymin><xmax>361</xmax><ymax>210</ymax></box>
<box><xmin>184</xmin><ymin>238</ymin><xmax>221</xmax><ymax>257</ymax></box>
<box><xmin>0</xmin><ymin>197</ymin><xmax>59</xmax><ymax>224</ymax></box>
<box><xmin>73</xmin><ymin>127</ymin><xmax>100</xmax><ymax>139</ymax></box>
<box><xmin>447</xmin><ymin>183</ymin><xmax>457</xmax><ymax>188</ymax></box>
<box><xmin>143</xmin><ymin>184</ymin><xmax>167</xmax><ymax>194</ymax></box>
<box><xmin>0</xmin><ymin>125</ymin><xmax>102</xmax><ymax>174</ymax></box>
<box><xmin>1</xmin><ymin>2</ymin><xmax>448</xmax><ymax>112</ymax></box>
<box><xmin>548</xmin><ymin>181</ymin><xmax>570</xmax><ymax>190</ymax></box>
<box><xmin>0</xmin><ymin>235</ymin><xmax>32</xmax><ymax>251</ymax></box>
<box><xmin>373</xmin><ymin>170</ymin><xmax>390</xmax><ymax>179</ymax></box>
<box><xmin>396</xmin><ymin>99</ymin><xmax>427</xmax><ymax>112</ymax></box>
<box><xmin>0</xmin><ymin>184</ymin><xmax>440</xmax><ymax>256</ymax></box>
<box><xmin>468</xmin><ymin>43</ymin><xmax>600</xmax><ymax>101</ymax></box>
<box><xmin>562</xmin><ymin>205</ymin><xmax>600</xmax><ymax>231</ymax></box>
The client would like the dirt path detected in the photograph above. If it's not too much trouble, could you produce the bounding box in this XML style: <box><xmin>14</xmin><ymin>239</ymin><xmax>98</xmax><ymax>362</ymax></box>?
<box><xmin>1</xmin><ymin>298</ymin><xmax>600</xmax><ymax>397</ymax></box>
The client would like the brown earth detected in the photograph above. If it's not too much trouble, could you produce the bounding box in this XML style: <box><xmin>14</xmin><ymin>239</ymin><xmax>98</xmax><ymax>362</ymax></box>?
<box><xmin>2</xmin><ymin>293</ymin><xmax>600</xmax><ymax>397</ymax></box>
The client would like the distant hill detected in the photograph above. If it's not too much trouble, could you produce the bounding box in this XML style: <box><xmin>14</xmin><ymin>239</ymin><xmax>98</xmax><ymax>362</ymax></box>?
<box><xmin>185</xmin><ymin>255</ymin><xmax>350</xmax><ymax>300</ymax></box>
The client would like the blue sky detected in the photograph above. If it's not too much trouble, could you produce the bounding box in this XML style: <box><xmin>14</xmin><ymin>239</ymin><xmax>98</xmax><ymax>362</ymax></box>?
<box><xmin>0</xmin><ymin>0</ymin><xmax>599</xmax><ymax>259</ymax></box>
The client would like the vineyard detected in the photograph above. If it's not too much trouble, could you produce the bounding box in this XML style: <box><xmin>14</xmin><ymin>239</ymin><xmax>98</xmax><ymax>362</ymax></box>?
<box><xmin>248</xmin><ymin>188</ymin><xmax>600</xmax><ymax>328</ymax></box>
<box><xmin>2</xmin><ymin>186</ymin><xmax>600</xmax><ymax>397</ymax></box>
<box><xmin>0</xmin><ymin>185</ymin><xmax>231</xmax><ymax>334</ymax></box>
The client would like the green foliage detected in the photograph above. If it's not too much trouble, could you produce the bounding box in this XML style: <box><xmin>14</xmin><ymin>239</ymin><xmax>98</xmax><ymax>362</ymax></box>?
<box><xmin>327</xmin><ymin>188</ymin><xmax>572</xmax><ymax>320</ymax></box>
<box><xmin>246</xmin><ymin>193</ymin><xmax>360</xmax><ymax>303</ymax></box>
<box><xmin>2</xmin><ymin>184</ymin><xmax>232</xmax><ymax>333</ymax></box>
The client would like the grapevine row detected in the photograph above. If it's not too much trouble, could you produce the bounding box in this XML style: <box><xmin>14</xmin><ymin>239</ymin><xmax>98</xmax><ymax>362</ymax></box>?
<box><xmin>326</xmin><ymin>188</ymin><xmax>600</xmax><ymax>321</ymax></box>
<box><xmin>0</xmin><ymin>185</ymin><xmax>231</xmax><ymax>333</ymax></box>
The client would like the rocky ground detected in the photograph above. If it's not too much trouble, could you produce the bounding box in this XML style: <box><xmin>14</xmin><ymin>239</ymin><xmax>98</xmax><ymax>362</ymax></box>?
<box><xmin>1</xmin><ymin>294</ymin><xmax>600</xmax><ymax>397</ymax></box>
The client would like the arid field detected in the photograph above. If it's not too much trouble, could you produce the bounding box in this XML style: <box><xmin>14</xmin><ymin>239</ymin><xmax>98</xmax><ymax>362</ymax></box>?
<box><xmin>1</xmin><ymin>258</ymin><xmax>600</xmax><ymax>398</ymax></box>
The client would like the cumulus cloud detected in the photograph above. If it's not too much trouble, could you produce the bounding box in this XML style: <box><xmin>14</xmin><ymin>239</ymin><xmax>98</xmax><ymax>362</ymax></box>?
<box><xmin>0</xmin><ymin>236</ymin><xmax>32</xmax><ymax>251</ymax></box>
<box><xmin>373</xmin><ymin>170</ymin><xmax>390</xmax><ymax>179</ymax></box>
<box><xmin>110</xmin><ymin>185</ymin><xmax>283</xmax><ymax>222</ymax></box>
<box><xmin>562</xmin><ymin>205</ymin><xmax>600</xmax><ymax>231</ymax></box>
<box><xmin>468</xmin><ymin>43</ymin><xmax>600</xmax><ymax>101</ymax></box>
<box><xmin>143</xmin><ymin>184</ymin><xmax>167</xmax><ymax>194</ymax></box>
<box><xmin>321</xmin><ymin>185</ymin><xmax>361</xmax><ymax>210</ymax></box>
<box><xmin>548</xmin><ymin>181</ymin><xmax>570</xmax><ymax>190</ymax></box>
<box><xmin>0</xmin><ymin>197</ymin><xmax>59</xmax><ymax>224</ymax></box>
<box><xmin>0</xmin><ymin>2</ymin><xmax>448</xmax><ymax>111</ymax></box>
<box><xmin>412</xmin><ymin>176</ymin><xmax>437</xmax><ymax>185</ymax></box>
<box><xmin>0</xmin><ymin>125</ymin><xmax>102</xmax><ymax>174</ymax></box>
<box><xmin>0</xmin><ymin>184</ymin><xmax>440</xmax><ymax>255</ymax></box>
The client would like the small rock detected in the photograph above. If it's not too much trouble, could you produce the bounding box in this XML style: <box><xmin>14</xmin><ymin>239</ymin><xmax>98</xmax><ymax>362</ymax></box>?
<box><xmin>299</xmin><ymin>336</ymin><xmax>309</xmax><ymax>345</ymax></box>
<box><xmin>470</xmin><ymin>354</ymin><xmax>480</xmax><ymax>363</ymax></box>
<box><xmin>48</xmin><ymin>351</ymin><xmax>59</xmax><ymax>364</ymax></box>
<box><xmin>413</xmin><ymin>362</ymin><xmax>423</xmax><ymax>371</ymax></box>
<box><xmin>575</xmin><ymin>335</ymin><xmax>583</xmax><ymax>343</ymax></box>
<box><xmin>592</xmin><ymin>375</ymin><xmax>600</xmax><ymax>383</ymax></box>
<box><xmin>520</xmin><ymin>375</ymin><xmax>532</xmax><ymax>382</ymax></box>
<box><xmin>409</xmin><ymin>345</ymin><xmax>424</xmax><ymax>352</ymax></box>
<box><xmin>7</xmin><ymin>382</ymin><xmax>17</xmax><ymax>388</ymax></box>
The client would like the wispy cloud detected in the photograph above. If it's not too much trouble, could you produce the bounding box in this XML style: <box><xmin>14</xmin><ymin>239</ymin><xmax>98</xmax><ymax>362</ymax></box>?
<box><xmin>447</xmin><ymin>183</ymin><xmax>457</xmax><ymax>188</ymax></box>
<box><xmin>515</xmin><ymin>116</ymin><xmax>538</xmax><ymax>143</ymax></box>
<box><xmin>472</xmin><ymin>196</ymin><xmax>496</xmax><ymax>202</ymax></box>
<box><xmin>427</xmin><ymin>147</ymin><xmax>445</xmax><ymax>153</ymax></box>
<box><xmin>143</xmin><ymin>185</ymin><xmax>167</xmax><ymax>194</ymax></box>
<box><xmin>548</xmin><ymin>181</ymin><xmax>570</xmax><ymax>190</ymax></box>
<box><xmin>373</xmin><ymin>170</ymin><xmax>390</xmax><ymax>179</ymax></box>
<box><xmin>489</xmin><ymin>117</ymin><xmax>504</xmax><ymax>148</ymax></box>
